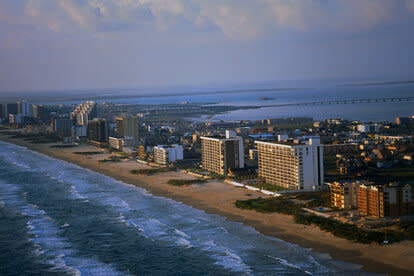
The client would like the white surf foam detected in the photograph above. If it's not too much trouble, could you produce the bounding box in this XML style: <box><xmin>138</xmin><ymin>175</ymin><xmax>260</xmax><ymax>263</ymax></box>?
<box><xmin>0</xmin><ymin>180</ymin><xmax>128</xmax><ymax>276</ymax></box>
<box><xmin>199</xmin><ymin>239</ymin><xmax>252</xmax><ymax>274</ymax></box>
<box><xmin>69</xmin><ymin>185</ymin><xmax>87</xmax><ymax>201</ymax></box>
<box><xmin>0</xmin><ymin>141</ymin><xmax>365</xmax><ymax>275</ymax></box>
<box><xmin>268</xmin><ymin>255</ymin><xmax>313</xmax><ymax>275</ymax></box>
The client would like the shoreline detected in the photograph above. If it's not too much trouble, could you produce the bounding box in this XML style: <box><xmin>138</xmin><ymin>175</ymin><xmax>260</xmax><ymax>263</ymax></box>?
<box><xmin>1</xmin><ymin>135</ymin><xmax>413</xmax><ymax>275</ymax></box>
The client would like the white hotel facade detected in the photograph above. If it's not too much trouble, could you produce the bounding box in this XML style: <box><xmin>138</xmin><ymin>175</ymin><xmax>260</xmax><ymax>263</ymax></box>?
<box><xmin>154</xmin><ymin>144</ymin><xmax>184</xmax><ymax>165</ymax></box>
<box><xmin>201</xmin><ymin>130</ymin><xmax>244</xmax><ymax>175</ymax></box>
<box><xmin>255</xmin><ymin>137</ymin><xmax>324</xmax><ymax>191</ymax></box>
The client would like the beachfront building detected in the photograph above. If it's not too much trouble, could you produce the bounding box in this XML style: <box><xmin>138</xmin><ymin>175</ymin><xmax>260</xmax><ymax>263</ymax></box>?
<box><xmin>201</xmin><ymin>130</ymin><xmax>244</xmax><ymax>175</ymax></box>
<box><xmin>52</xmin><ymin>117</ymin><xmax>73</xmax><ymax>137</ymax></box>
<box><xmin>109</xmin><ymin>136</ymin><xmax>135</xmax><ymax>152</ymax></box>
<box><xmin>87</xmin><ymin>118</ymin><xmax>108</xmax><ymax>142</ymax></box>
<box><xmin>70</xmin><ymin>101</ymin><xmax>97</xmax><ymax>126</ymax></box>
<box><xmin>358</xmin><ymin>184</ymin><xmax>385</xmax><ymax>218</ymax></box>
<box><xmin>328</xmin><ymin>180</ymin><xmax>371</xmax><ymax>209</ymax></box>
<box><xmin>9</xmin><ymin>114</ymin><xmax>23</xmax><ymax>126</ymax></box>
<box><xmin>6</xmin><ymin>103</ymin><xmax>18</xmax><ymax>116</ymax></box>
<box><xmin>0</xmin><ymin>104</ymin><xmax>5</xmax><ymax>120</ymax></box>
<box><xmin>116</xmin><ymin>116</ymin><xmax>139</xmax><ymax>142</ymax></box>
<box><xmin>17</xmin><ymin>101</ymin><xmax>34</xmax><ymax>117</ymax></box>
<box><xmin>358</xmin><ymin>183</ymin><xmax>413</xmax><ymax>218</ymax></box>
<box><xmin>255</xmin><ymin>136</ymin><xmax>324</xmax><ymax>191</ymax></box>
<box><xmin>153</xmin><ymin>144</ymin><xmax>184</xmax><ymax>165</ymax></box>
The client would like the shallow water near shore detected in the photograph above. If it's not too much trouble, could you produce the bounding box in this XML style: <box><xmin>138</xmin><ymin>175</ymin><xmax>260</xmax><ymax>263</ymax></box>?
<box><xmin>0</xmin><ymin>140</ymin><xmax>378</xmax><ymax>275</ymax></box>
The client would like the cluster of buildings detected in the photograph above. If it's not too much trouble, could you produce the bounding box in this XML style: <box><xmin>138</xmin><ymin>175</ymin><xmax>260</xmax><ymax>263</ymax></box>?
<box><xmin>0</xmin><ymin>101</ymin><xmax>43</xmax><ymax>125</ymax></box>
<box><xmin>2</xmin><ymin>98</ymin><xmax>414</xmax><ymax>219</ymax></box>
<box><xmin>154</xmin><ymin>145</ymin><xmax>184</xmax><ymax>165</ymax></box>
<box><xmin>329</xmin><ymin>181</ymin><xmax>413</xmax><ymax>218</ymax></box>
<box><xmin>396</xmin><ymin>116</ymin><xmax>414</xmax><ymax>127</ymax></box>
<box><xmin>51</xmin><ymin>101</ymin><xmax>102</xmax><ymax>141</ymax></box>
<box><xmin>71</xmin><ymin>101</ymin><xmax>97</xmax><ymax>126</ymax></box>
<box><xmin>107</xmin><ymin>116</ymin><xmax>140</xmax><ymax>153</ymax></box>
<box><xmin>200</xmin><ymin>131</ymin><xmax>324</xmax><ymax>191</ymax></box>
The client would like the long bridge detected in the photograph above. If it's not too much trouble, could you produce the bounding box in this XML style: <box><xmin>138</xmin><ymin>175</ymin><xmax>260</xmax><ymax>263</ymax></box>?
<box><xmin>265</xmin><ymin>96</ymin><xmax>414</xmax><ymax>108</ymax></box>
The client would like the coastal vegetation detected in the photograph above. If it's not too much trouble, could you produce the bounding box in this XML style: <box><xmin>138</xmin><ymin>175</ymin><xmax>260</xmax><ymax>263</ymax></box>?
<box><xmin>235</xmin><ymin>194</ymin><xmax>412</xmax><ymax>244</ymax></box>
<box><xmin>2</xmin><ymin>131</ymin><xmax>61</xmax><ymax>144</ymax></box>
<box><xmin>167</xmin><ymin>178</ymin><xmax>208</xmax><ymax>186</ymax></box>
<box><xmin>99</xmin><ymin>156</ymin><xmax>122</xmax><ymax>162</ymax></box>
<box><xmin>130</xmin><ymin>167</ymin><xmax>175</xmax><ymax>176</ymax></box>
<box><xmin>74</xmin><ymin>151</ymin><xmax>104</xmax><ymax>155</ymax></box>
<box><xmin>236</xmin><ymin>197</ymin><xmax>299</xmax><ymax>214</ymax></box>
<box><xmin>50</xmin><ymin>144</ymin><xmax>78</xmax><ymax>148</ymax></box>
<box><xmin>398</xmin><ymin>221</ymin><xmax>414</xmax><ymax>240</ymax></box>
<box><xmin>293</xmin><ymin>215</ymin><xmax>407</xmax><ymax>244</ymax></box>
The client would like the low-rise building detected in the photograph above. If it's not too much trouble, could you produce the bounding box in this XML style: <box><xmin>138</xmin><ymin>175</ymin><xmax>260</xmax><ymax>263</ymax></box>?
<box><xmin>328</xmin><ymin>180</ymin><xmax>371</xmax><ymax>209</ymax></box>
<box><xmin>9</xmin><ymin>114</ymin><xmax>24</xmax><ymax>125</ymax></box>
<box><xmin>248</xmin><ymin>149</ymin><xmax>258</xmax><ymax>160</ymax></box>
<box><xmin>109</xmin><ymin>136</ymin><xmax>135</xmax><ymax>152</ymax></box>
<box><xmin>153</xmin><ymin>144</ymin><xmax>184</xmax><ymax>165</ymax></box>
<box><xmin>358</xmin><ymin>183</ymin><xmax>413</xmax><ymax>218</ymax></box>
<box><xmin>357</xmin><ymin>124</ymin><xmax>380</xmax><ymax>133</ymax></box>
<box><xmin>323</xmin><ymin>143</ymin><xmax>358</xmax><ymax>156</ymax></box>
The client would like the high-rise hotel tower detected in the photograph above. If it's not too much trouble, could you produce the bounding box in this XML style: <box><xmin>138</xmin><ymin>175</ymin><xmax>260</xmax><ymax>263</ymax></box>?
<box><xmin>255</xmin><ymin>136</ymin><xmax>323</xmax><ymax>191</ymax></box>
<box><xmin>201</xmin><ymin>130</ymin><xmax>244</xmax><ymax>175</ymax></box>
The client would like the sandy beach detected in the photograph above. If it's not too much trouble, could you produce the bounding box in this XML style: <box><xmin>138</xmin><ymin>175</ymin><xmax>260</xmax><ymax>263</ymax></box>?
<box><xmin>1</xmin><ymin>134</ymin><xmax>413</xmax><ymax>275</ymax></box>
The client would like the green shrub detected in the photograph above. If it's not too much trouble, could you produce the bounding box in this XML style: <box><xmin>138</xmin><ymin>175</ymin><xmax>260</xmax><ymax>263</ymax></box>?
<box><xmin>235</xmin><ymin>197</ymin><xmax>411</xmax><ymax>244</ymax></box>
<box><xmin>398</xmin><ymin>221</ymin><xmax>414</xmax><ymax>239</ymax></box>
<box><xmin>74</xmin><ymin>151</ymin><xmax>103</xmax><ymax>155</ymax></box>
<box><xmin>130</xmin><ymin>167</ymin><xmax>175</xmax><ymax>176</ymax></box>
<box><xmin>51</xmin><ymin>145</ymin><xmax>78</xmax><ymax>148</ymax></box>
<box><xmin>167</xmin><ymin>179</ymin><xmax>207</xmax><ymax>186</ymax></box>
<box><xmin>294</xmin><ymin>214</ymin><xmax>405</xmax><ymax>244</ymax></box>
<box><xmin>235</xmin><ymin>198</ymin><xmax>301</xmax><ymax>215</ymax></box>
<box><xmin>99</xmin><ymin>156</ymin><xmax>121</xmax><ymax>162</ymax></box>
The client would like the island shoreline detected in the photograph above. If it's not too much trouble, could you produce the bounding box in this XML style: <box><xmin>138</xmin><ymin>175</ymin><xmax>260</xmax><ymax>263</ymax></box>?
<box><xmin>1</xmin><ymin>134</ymin><xmax>413</xmax><ymax>276</ymax></box>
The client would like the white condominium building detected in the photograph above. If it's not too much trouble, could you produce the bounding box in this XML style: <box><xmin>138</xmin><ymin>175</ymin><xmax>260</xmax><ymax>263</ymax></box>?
<box><xmin>255</xmin><ymin>136</ymin><xmax>324</xmax><ymax>191</ymax></box>
<box><xmin>154</xmin><ymin>144</ymin><xmax>184</xmax><ymax>165</ymax></box>
<box><xmin>201</xmin><ymin>130</ymin><xmax>244</xmax><ymax>175</ymax></box>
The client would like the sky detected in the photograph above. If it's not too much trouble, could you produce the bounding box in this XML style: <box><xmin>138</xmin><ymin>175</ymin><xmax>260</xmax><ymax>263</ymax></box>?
<box><xmin>1</xmin><ymin>0</ymin><xmax>414</xmax><ymax>92</ymax></box>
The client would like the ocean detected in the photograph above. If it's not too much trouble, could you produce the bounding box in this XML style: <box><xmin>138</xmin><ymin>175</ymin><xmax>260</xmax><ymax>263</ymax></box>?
<box><xmin>0</xmin><ymin>140</ymin><xmax>374</xmax><ymax>275</ymax></box>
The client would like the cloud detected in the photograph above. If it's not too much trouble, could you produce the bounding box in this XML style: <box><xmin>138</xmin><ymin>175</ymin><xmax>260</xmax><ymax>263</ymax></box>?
<box><xmin>2</xmin><ymin>0</ymin><xmax>414</xmax><ymax>41</ymax></box>
<box><xmin>261</xmin><ymin>0</ymin><xmax>408</xmax><ymax>33</ymax></box>
<box><xmin>406</xmin><ymin>0</ymin><xmax>414</xmax><ymax>13</ymax></box>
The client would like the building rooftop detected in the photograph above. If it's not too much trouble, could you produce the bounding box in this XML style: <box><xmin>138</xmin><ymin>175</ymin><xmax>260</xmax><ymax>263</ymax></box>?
<box><xmin>201</xmin><ymin>135</ymin><xmax>241</xmax><ymax>140</ymax></box>
<box><xmin>255</xmin><ymin>136</ymin><xmax>321</xmax><ymax>146</ymax></box>
<box><xmin>201</xmin><ymin>135</ymin><xmax>226</xmax><ymax>139</ymax></box>
<box><xmin>255</xmin><ymin>140</ymin><xmax>310</xmax><ymax>146</ymax></box>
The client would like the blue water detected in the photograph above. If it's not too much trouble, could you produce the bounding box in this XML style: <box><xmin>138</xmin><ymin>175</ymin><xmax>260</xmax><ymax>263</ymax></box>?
<box><xmin>0</xmin><ymin>141</ymin><xmax>376</xmax><ymax>275</ymax></box>
<box><xmin>31</xmin><ymin>81</ymin><xmax>414</xmax><ymax>122</ymax></box>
